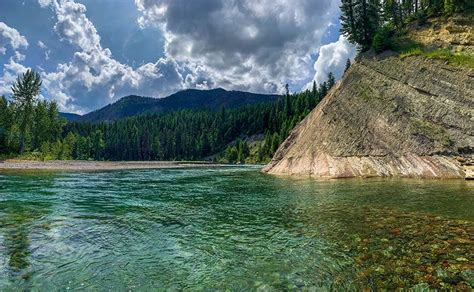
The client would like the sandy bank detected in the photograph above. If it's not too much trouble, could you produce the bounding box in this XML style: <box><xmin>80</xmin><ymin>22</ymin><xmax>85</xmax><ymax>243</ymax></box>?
<box><xmin>0</xmin><ymin>160</ymin><xmax>225</xmax><ymax>171</ymax></box>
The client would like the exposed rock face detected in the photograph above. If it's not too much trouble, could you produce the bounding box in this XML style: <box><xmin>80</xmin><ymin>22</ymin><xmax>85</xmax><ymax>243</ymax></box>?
<box><xmin>263</xmin><ymin>52</ymin><xmax>473</xmax><ymax>178</ymax></box>
<box><xmin>407</xmin><ymin>16</ymin><xmax>473</xmax><ymax>53</ymax></box>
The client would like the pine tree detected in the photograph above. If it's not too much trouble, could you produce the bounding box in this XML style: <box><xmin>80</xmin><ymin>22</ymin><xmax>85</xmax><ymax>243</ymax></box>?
<box><xmin>327</xmin><ymin>72</ymin><xmax>336</xmax><ymax>89</ymax></box>
<box><xmin>357</xmin><ymin>0</ymin><xmax>371</xmax><ymax>48</ymax></box>
<box><xmin>382</xmin><ymin>0</ymin><xmax>401</xmax><ymax>27</ymax></box>
<box><xmin>91</xmin><ymin>130</ymin><xmax>105</xmax><ymax>160</ymax></box>
<box><xmin>344</xmin><ymin>58</ymin><xmax>352</xmax><ymax>74</ymax></box>
<box><xmin>341</xmin><ymin>0</ymin><xmax>383</xmax><ymax>50</ymax></box>
<box><xmin>0</xmin><ymin>96</ymin><xmax>13</xmax><ymax>153</ymax></box>
<box><xmin>32</xmin><ymin>100</ymin><xmax>49</xmax><ymax>150</ymax></box>
<box><xmin>368</xmin><ymin>0</ymin><xmax>382</xmax><ymax>35</ymax></box>
<box><xmin>340</xmin><ymin>0</ymin><xmax>360</xmax><ymax>45</ymax></box>
<box><xmin>11</xmin><ymin>69</ymin><xmax>42</xmax><ymax>153</ymax></box>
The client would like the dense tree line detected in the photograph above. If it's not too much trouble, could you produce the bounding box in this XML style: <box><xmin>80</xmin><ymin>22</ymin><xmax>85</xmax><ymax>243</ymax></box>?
<box><xmin>340</xmin><ymin>0</ymin><xmax>471</xmax><ymax>51</ymax></box>
<box><xmin>0</xmin><ymin>69</ymin><xmax>336</xmax><ymax>163</ymax></box>
<box><xmin>64</xmin><ymin>74</ymin><xmax>335</xmax><ymax>163</ymax></box>
<box><xmin>0</xmin><ymin>70</ymin><xmax>68</xmax><ymax>160</ymax></box>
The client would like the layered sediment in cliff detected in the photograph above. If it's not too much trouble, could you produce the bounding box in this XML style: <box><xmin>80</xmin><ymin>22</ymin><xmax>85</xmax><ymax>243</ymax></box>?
<box><xmin>406</xmin><ymin>15</ymin><xmax>473</xmax><ymax>53</ymax></box>
<box><xmin>263</xmin><ymin>51</ymin><xmax>473</xmax><ymax>178</ymax></box>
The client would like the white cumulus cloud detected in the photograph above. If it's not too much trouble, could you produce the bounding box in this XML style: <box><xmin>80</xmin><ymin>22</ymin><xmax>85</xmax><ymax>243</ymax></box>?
<box><xmin>0</xmin><ymin>22</ymin><xmax>30</xmax><ymax>97</ymax></box>
<box><xmin>135</xmin><ymin>0</ymin><xmax>340</xmax><ymax>94</ymax></box>
<box><xmin>0</xmin><ymin>58</ymin><xmax>30</xmax><ymax>97</ymax></box>
<box><xmin>310</xmin><ymin>35</ymin><xmax>357</xmax><ymax>87</ymax></box>
<box><xmin>28</xmin><ymin>0</ymin><xmax>350</xmax><ymax>113</ymax></box>
<box><xmin>38</xmin><ymin>0</ymin><xmax>184</xmax><ymax>114</ymax></box>
<box><xmin>0</xmin><ymin>22</ymin><xmax>28</xmax><ymax>55</ymax></box>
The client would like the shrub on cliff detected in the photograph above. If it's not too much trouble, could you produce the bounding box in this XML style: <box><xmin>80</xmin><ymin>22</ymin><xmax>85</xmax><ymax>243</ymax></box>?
<box><xmin>372</xmin><ymin>26</ymin><xmax>394</xmax><ymax>53</ymax></box>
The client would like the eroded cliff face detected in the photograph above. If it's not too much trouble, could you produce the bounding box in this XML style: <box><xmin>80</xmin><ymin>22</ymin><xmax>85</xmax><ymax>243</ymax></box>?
<box><xmin>406</xmin><ymin>16</ymin><xmax>473</xmax><ymax>53</ymax></box>
<box><xmin>263</xmin><ymin>52</ymin><xmax>473</xmax><ymax>178</ymax></box>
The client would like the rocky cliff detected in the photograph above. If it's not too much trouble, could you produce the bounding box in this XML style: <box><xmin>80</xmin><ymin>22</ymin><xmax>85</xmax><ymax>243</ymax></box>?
<box><xmin>263</xmin><ymin>48</ymin><xmax>473</xmax><ymax>178</ymax></box>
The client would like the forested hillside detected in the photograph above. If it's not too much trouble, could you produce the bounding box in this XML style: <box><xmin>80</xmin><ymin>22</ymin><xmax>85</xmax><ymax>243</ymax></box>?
<box><xmin>78</xmin><ymin>88</ymin><xmax>279</xmax><ymax>123</ymax></box>
<box><xmin>59</xmin><ymin>112</ymin><xmax>81</xmax><ymax>122</ymax></box>
<box><xmin>65</xmin><ymin>77</ymin><xmax>335</xmax><ymax>163</ymax></box>
<box><xmin>0</xmin><ymin>70</ymin><xmax>66</xmax><ymax>159</ymax></box>
<box><xmin>0</xmin><ymin>68</ymin><xmax>336</xmax><ymax>163</ymax></box>
<box><xmin>2</xmin><ymin>0</ymin><xmax>471</xmax><ymax>164</ymax></box>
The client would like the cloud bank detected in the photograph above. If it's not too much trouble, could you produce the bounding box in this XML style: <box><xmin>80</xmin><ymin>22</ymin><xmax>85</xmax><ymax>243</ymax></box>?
<box><xmin>135</xmin><ymin>0</ymin><xmax>340</xmax><ymax>94</ymax></box>
<box><xmin>1</xmin><ymin>0</ymin><xmax>356</xmax><ymax>113</ymax></box>
<box><xmin>0</xmin><ymin>22</ymin><xmax>28</xmax><ymax>55</ymax></box>
<box><xmin>310</xmin><ymin>35</ymin><xmax>357</xmax><ymax>86</ymax></box>
<box><xmin>0</xmin><ymin>22</ymin><xmax>30</xmax><ymax>96</ymax></box>
<box><xmin>39</xmin><ymin>0</ymin><xmax>183</xmax><ymax>113</ymax></box>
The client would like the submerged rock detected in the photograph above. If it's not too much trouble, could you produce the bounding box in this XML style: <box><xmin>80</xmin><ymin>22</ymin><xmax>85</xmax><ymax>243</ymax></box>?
<box><xmin>319</xmin><ymin>205</ymin><xmax>474</xmax><ymax>290</ymax></box>
<box><xmin>461</xmin><ymin>270</ymin><xmax>474</xmax><ymax>287</ymax></box>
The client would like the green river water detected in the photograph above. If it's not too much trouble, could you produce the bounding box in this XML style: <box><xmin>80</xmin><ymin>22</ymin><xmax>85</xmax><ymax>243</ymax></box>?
<box><xmin>0</xmin><ymin>166</ymin><xmax>473</xmax><ymax>290</ymax></box>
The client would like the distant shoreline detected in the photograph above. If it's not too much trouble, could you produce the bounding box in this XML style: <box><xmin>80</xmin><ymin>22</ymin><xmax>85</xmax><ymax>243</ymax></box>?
<box><xmin>0</xmin><ymin>160</ymin><xmax>229</xmax><ymax>171</ymax></box>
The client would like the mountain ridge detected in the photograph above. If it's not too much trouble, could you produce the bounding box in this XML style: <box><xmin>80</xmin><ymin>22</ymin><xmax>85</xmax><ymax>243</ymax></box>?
<box><xmin>69</xmin><ymin>88</ymin><xmax>279</xmax><ymax>123</ymax></box>
<box><xmin>59</xmin><ymin>112</ymin><xmax>82</xmax><ymax>121</ymax></box>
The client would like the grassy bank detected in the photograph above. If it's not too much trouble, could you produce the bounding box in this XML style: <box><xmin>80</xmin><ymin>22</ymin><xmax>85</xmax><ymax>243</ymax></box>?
<box><xmin>399</xmin><ymin>47</ymin><xmax>474</xmax><ymax>68</ymax></box>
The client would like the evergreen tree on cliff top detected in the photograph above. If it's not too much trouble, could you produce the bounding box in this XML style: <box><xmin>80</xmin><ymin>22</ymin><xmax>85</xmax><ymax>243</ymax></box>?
<box><xmin>340</xmin><ymin>0</ymin><xmax>470</xmax><ymax>51</ymax></box>
<box><xmin>344</xmin><ymin>58</ymin><xmax>352</xmax><ymax>74</ymax></box>
<box><xmin>341</xmin><ymin>0</ymin><xmax>381</xmax><ymax>51</ymax></box>
<box><xmin>340</xmin><ymin>0</ymin><xmax>359</xmax><ymax>45</ymax></box>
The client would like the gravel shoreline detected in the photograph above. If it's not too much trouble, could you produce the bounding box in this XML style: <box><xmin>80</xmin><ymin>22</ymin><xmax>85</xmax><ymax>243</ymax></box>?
<box><xmin>0</xmin><ymin>160</ymin><xmax>225</xmax><ymax>171</ymax></box>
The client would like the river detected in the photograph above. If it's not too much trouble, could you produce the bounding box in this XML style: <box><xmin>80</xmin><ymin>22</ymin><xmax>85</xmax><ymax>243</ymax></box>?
<box><xmin>0</xmin><ymin>166</ymin><xmax>472</xmax><ymax>290</ymax></box>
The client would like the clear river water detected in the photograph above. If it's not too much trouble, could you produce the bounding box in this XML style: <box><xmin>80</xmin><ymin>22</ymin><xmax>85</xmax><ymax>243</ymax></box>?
<box><xmin>0</xmin><ymin>166</ymin><xmax>473</xmax><ymax>290</ymax></box>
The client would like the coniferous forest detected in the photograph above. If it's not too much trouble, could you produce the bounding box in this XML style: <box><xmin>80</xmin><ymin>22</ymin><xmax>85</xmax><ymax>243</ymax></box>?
<box><xmin>0</xmin><ymin>70</ymin><xmax>66</xmax><ymax>160</ymax></box>
<box><xmin>0</xmin><ymin>69</ymin><xmax>337</xmax><ymax>163</ymax></box>
<box><xmin>340</xmin><ymin>0</ymin><xmax>472</xmax><ymax>51</ymax></box>
<box><xmin>2</xmin><ymin>1</ymin><xmax>471</xmax><ymax>164</ymax></box>
<box><xmin>5</xmin><ymin>1</ymin><xmax>471</xmax><ymax>164</ymax></box>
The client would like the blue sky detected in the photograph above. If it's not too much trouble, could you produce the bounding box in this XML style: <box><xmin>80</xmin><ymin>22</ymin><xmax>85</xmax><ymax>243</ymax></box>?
<box><xmin>0</xmin><ymin>0</ymin><xmax>164</xmax><ymax>71</ymax></box>
<box><xmin>0</xmin><ymin>0</ymin><xmax>356</xmax><ymax>114</ymax></box>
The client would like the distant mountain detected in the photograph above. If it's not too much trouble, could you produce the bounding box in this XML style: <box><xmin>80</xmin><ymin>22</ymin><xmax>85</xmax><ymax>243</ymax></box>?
<box><xmin>78</xmin><ymin>88</ymin><xmax>280</xmax><ymax>123</ymax></box>
<box><xmin>59</xmin><ymin>112</ymin><xmax>82</xmax><ymax>121</ymax></box>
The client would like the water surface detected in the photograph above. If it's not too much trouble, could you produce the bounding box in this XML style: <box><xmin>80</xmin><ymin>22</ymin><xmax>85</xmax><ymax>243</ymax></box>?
<box><xmin>0</xmin><ymin>166</ymin><xmax>473</xmax><ymax>290</ymax></box>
